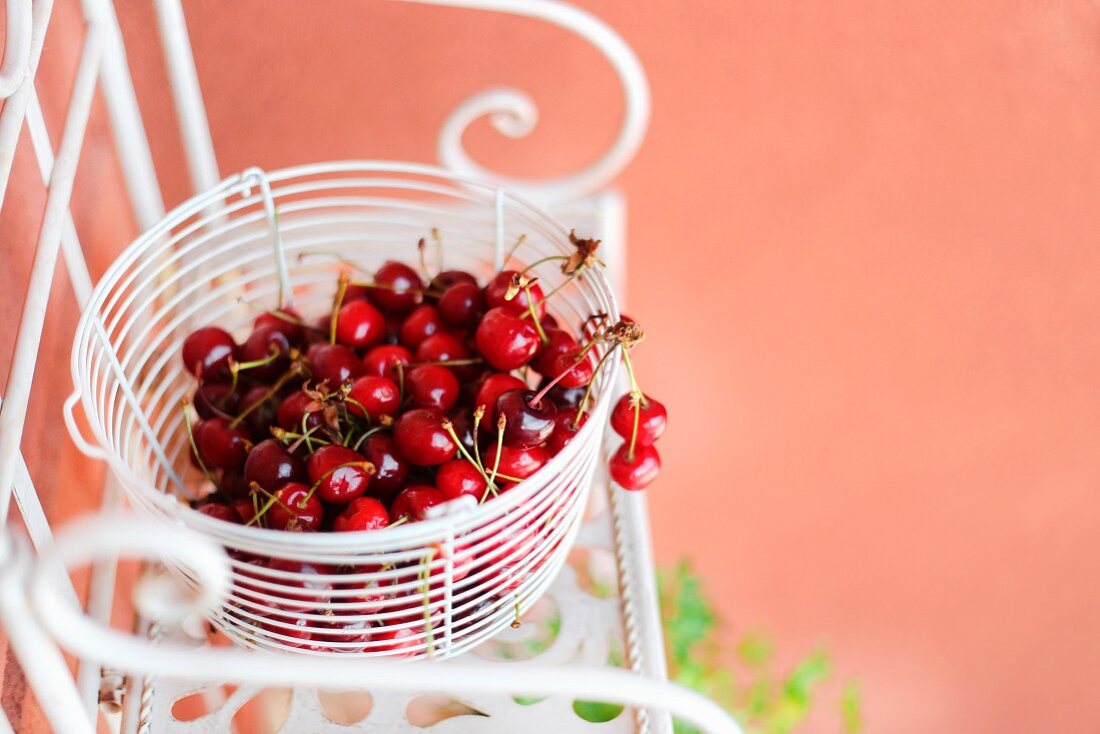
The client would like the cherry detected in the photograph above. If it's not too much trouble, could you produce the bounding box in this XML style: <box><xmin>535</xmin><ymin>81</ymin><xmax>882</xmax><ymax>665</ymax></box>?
<box><xmin>346</xmin><ymin>375</ymin><xmax>401</xmax><ymax>420</ymax></box>
<box><xmin>405</xmin><ymin>365</ymin><xmax>459</xmax><ymax>411</ymax></box>
<box><xmin>267</xmin><ymin>482</ymin><xmax>323</xmax><ymax>531</ymax></box>
<box><xmin>475</xmin><ymin>308</ymin><xmax>540</xmax><ymax>371</ymax></box>
<box><xmin>431</xmin><ymin>269</ymin><xmax>478</xmax><ymax>291</ymax></box>
<box><xmin>240</xmin><ymin>324</ymin><xmax>292</xmax><ymax>381</ymax></box>
<box><xmin>474</xmin><ymin>372</ymin><xmax>526</xmax><ymax>416</ymax></box>
<box><xmin>546</xmin><ymin>411</ymin><xmax>588</xmax><ymax>456</ymax></box>
<box><xmin>317</xmin><ymin>615</ymin><xmax>373</xmax><ymax>651</ymax></box>
<box><xmin>182</xmin><ymin>327</ymin><xmax>237</xmax><ymax>380</ymax></box>
<box><xmin>310</xmin><ymin>343</ymin><xmax>364</xmax><ymax>387</ymax></box>
<box><xmin>482</xmin><ymin>444</ymin><xmax>549</xmax><ymax>480</ymax></box>
<box><xmin>393</xmin><ymin>408</ymin><xmax>457</xmax><ymax>466</ymax></box>
<box><xmin>255</xmin><ymin>307</ymin><xmax>304</xmax><ymax>345</ymax></box>
<box><xmin>334</xmin><ymin>496</ymin><xmax>390</xmax><ymax>531</ymax></box>
<box><xmin>239</xmin><ymin>385</ymin><xmax>279</xmax><ymax>439</ymax></box>
<box><xmin>446</xmin><ymin>409</ymin><xmax>477</xmax><ymax>454</ymax></box>
<box><xmin>549</xmin><ymin>346</ymin><xmax>595</xmax><ymax>388</ymax></box>
<box><xmin>361</xmin><ymin>434</ymin><xmax>410</xmax><ymax>499</ymax></box>
<box><xmin>307</xmin><ymin>445</ymin><xmax>374</xmax><ymax>504</ymax></box>
<box><xmin>197</xmin><ymin>417</ymin><xmax>250</xmax><ymax>471</ymax></box>
<box><xmin>343</xmin><ymin>282</ymin><xmax>371</xmax><ymax>302</ymax></box>
<box><xmin>195</xmin><ymin>502</ymin><xmax>242</xmax><ymax>523</ymax></box>
<box><xmin>390</xmin><ymin>485</ymin><xmax>445</xmax><ymax>522</ymax></box>
<box><xmin>371</xmin><ymin>261</ymin><xmax>423</xmax><ymax>313</ymax></box>
<box><xmin>608</xmin><ymin>444</ymin><xmax>660</xmax><ymax>490</ymax></box>
<box><xmin>610</xmin><ymin>393</ymin><xmax>667</xmax><ymax>446</ymax></box>
<box><xmin>485</xmin><ymin>270</ymin><xmax>546</xmax><ymax>318</ymax></box>
<box><xmin>436</xmin><ymin>459</ymin><xmax>487</xmax><ymax>501</ymax></box>
<box><xmin>399</xmin><ymin>305</ymin><xmax>444</xmax><ymax>350</ymax></box>
<box><xmin>193</xmin><ymin>382</ymin><xmax>240</xmax><ymax>420</ymax></box>
<box><xmin>220</xmin><ymin>471</ymin><xmax>250</xmax><ymax>500</ymax></box>
<box><xmin>438</xmin><ymin>282</ymin><xmax>485</xmax><ymax>329</ymax></box>
<box><xmin>276</xmin><ymin>390</ymin><xmax>323</xmax><ymax>431</ymax></box>
<box><xmin>244</xmin><ymin>439</ymin><xmax>306</xmax><ymax>491</ymax></box>
<box><xmin>539</xmin><ymin>312</ymin><xmax>560</xmax><ymax>330</ymax></box>
<box><xmin>415</xmin><ymin>332</ymin><xmax>478</xmax><ymax>381</ymax></box>
<box><xmin>334</xmin><ymin>299</ymin><xmax>386</xmax><ymax>349</ymax></box>
<box><xmin>538</xmin><ymin>379</ymin><xmax>586</xmax><ymax>409</ymax></box>
<box><xmin>362</xmin><ymin>344</ymin><xmax>413</xmax><ymax>381</ymax></box>
<box><xmin>264</xmin><ymin>558</ymin><xmax>335</xmax><ymax>609</ymax></box>
<box><xmin>493</xmin><ymin>389</ymin><xmax>557</xmax><ymax>448</ymax></box>
<box><xmin>370</xmin><ymin>626</ymin><xmax>419</xmax><ymax>656</ymax></box>
<box><xmin>262</xmin><ymin>614</ymin><xmax>315</xmax><ymax>648</ymax></box>
<box><xmin>532</xmin><ymin>328</ymin><xmax>576</xmax><ymax>376</ymax></box>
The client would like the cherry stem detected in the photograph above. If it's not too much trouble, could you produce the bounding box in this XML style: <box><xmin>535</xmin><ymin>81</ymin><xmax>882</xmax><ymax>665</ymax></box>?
<box><xmin>236</xmin><ymin>299</ymin><xmax>320</xmax><ymax>333</ymax></box>
<box><xmin>441</xmin><ymin>418</ymin><xmax>498</xmax><ymax>495</ymax></box>
<box><xmin>329</xmin><ymin>270</ymin><xmax>350</xmax><ymax>344</ymax></box>
<box><xmin>620</xmin><ymin>349</ymin><xmax>643</xmax><ymax>461</ymax></box>
<box><xmin>487</xmin><ymin>415</ymin><xmax>506</xmax><ymax>488</ymax></box>
<box><xmin>471</xmin><ymin>406</ymin><xmax>485</xmax><ymax>474</ymax></box>
<box><xmin>181</xmin><ymin>402</ymin><xmax>219</xmax><ymax>489</ymax></box>
<box><xmin>529</xmin><ymin>359</ymin><xmax>578</xmax><ymax>408</ymax></box>
<box><xmin>229</xmin><ymin>364</ymin><xmax>299</xmax><ymax>430</ymax></box>
<box><xmin>503</xmin><ymin>233</ymin><xmax>526</xmax><ymax>263</ymax></box>
<box><xmin>519</xmin><ymin>254</ymin><xmax>568</xmax><ymax>276</ymax></box>
<box><xmin>245</xmin><ymin>482</ymin><xmax>296</xmax><ymax>528</ymax></box>
<box><xmin>413</xmin><ymin>358</ymin><xmax>483</xmax><ymax>368</ymax></box>
<box><xmin>301</xmin><ymin>460</ymin><xmax>375</xmax><ymax>504</ymax></box>
<box><xmin>417</xmin><ymin>237</ymin><xmax>430</xmax><ymax>280</ymax></box>
<box><xmin>525</xmin><ymin>285</ymin><xmax>548</xmax><ymax>343</ymax></box>
<box><xmin>350</xmin><ymin>424</ymin><xmax>389</xmax><ymax>452</ymax></box>
<box><xmin>574</xmin><ymin>345</ymin><xmax>618</xmax><ymax>426</ymax></box>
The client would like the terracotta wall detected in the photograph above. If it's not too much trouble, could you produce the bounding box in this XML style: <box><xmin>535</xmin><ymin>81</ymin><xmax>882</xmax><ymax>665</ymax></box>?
<box><xmin>3</xmin><ymin>0</ymin><xmax>1099</xmax><ymax>731</ymax></box>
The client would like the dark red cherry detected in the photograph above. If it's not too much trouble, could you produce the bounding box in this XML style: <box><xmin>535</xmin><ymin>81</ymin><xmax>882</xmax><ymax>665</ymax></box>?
<box><xmin>195</xmin><ymin>502</ymin><xmax>242</xmax><ymax>523</ymax></box>
<box><xmin>609</xmin><ymin>444</ymin><xmax>660</xmax><ymax>490</ymax></box>
<box><xmin>475</xmin><ymin>308</ymin><xmax>540</xmax><ymax>371</ymax></box>
<box><xmin>431</xmin><ymin>269</ymin><xmax>478</xmax><ymax>291</ymax></box>
<box><xmin>399</xmin><ymin>305</ymin><xmax>444</xmax><ymax>350</ymax></box>
<box><xmin>493</xmin><ymin>389</ymin><xmax>557</xmax><ymax>448</ymax></box>
<box><xmin>244</xmin><ymin>439</ymin><xmax>307</xmax><ymax>491</ymax></box>
<box><xmin>220</xmin><ymin>471</ymin><xmax>250</xmax><ymax>500</ymax></box>
<box><xmin>276</xmin><ymin>390</ymin><xmax>323</xmax><ymax>431</ymax></box>
<box><xmin>334</xmin><ymin>496</ymin><xmax>391</xmax><ymax>532</ymax></box>
<box><xmin>436</xmin><ymin>460</ymin><xmax>487</xmax><ymax>502</ymax></box>
<box><xmin>346</xmin><ymin>375</ymin><xmax>401</xmax><ymax>420</ymax></box>
<box><xmin>532</xmin><ymin>328</ymin><xmax>576</xmax><ymax>376</ymax></box>
<box><xmin>343</xmin><ymin>282</ymin><xmax>371</xmax><ymax>302</ymax></box>
<box><xmin>438</xmin><ymin>282</ymin><xmax>485</xmax><ymax>329</ymax></box>
<box><xmin>393</xmin><ymin>408</ymin><xmax>457</xmax><ymax>466</ymax></box>
<box><xmin>547</xmin><ymin>411</ymin><xmax>588</xmax><ymax>455</ymax></box>
<box><xmin>240</xmin><ymin>325</ymin><xmax>292</xmax><ymax>381</ymax></box>
<box><xmin>310</xmin><ymin>343</ymin><xmax>364</xmax><ymax>387</ymax></box>
<box><xmin>182</xmin><ymin>327</ymin><xmax>237</xmax><ymax>380</ymax></box>
<box><xmin>361</xmin><ymin>434</ymin><xmax>410</xmax><ymax>499</ymax></box>
<box><xmin>307</xmin><ymin>445</ymin><xmax>373</xmax><ymax>504</ymax></box>
<box><xmin>539</xmin><ymin>312</ymin><xmax>560</xmax><ymax>331</ymax></box>
<box><xmin>335</xmin><ymin>299</ymin><xmax>386</xmax><ymax>349</ymax></box>
<box><xmin>474</xmin><ymin>373</ymin><xmax>526</xmax><ymax>416</ymax></box>
<box><xmin>267</xmin><ymin>482</ymin><xmax>323</xmax><ymax>531</ymax></box>
<box><xmin>405</xmin><ymin>365</ymin><xmax>459</xmax><ymax>411</ymax></box>
<box><xmin>371</xmin><ymin>261</ymin><xmax>423</xmax><ymax>313</ymax></box>
<box><xmin>197</xmin><ymin>417</ymin><xmax>250</xmax><ymax>471</ymax></box>
<box><xmin>362</xmin><ymin>344</ymin><xmax>413</xmax><ymax>381</ymax></box>
<box><xmin>238</xmin><ymin>385</ymin><xmax>279</xmax><ymax>439</ymax></box>
<box><xmin>416</xmin><ymin>332</ymin><xmax>477</xmax><ymax>380</ymax></box>
<box><xmin>549</xmin><ymin>346</ymin><xmax>595</xmax><ymax>388</ymax></box>
<box><xmin>390</xmin><ymin>485</ymin><xmax>445</xmax><ymax>522</ymax></box>
<box><xmin>544</xmin><ymin>382</ymin><xmax>586</xmax><ymax>410</ymax></box>
<box><xmin>447</xmin><ymin>410</ymin><xmax>477</xmax><ymax>454</ymax></box>
<box><xmin>254</xmin><ymin>307</ymin><xmax>304</xmax><ymax>346</ymax></box>
<box><xmin>610</xmin><ymin>393</ymin><xmax>667</xmax><ymax>446</ymax></box>
<box><xmin>485</xmin><ymin>270</ymin><xmax>546</xmax><ymax>318</ymax></box>
<box><xmin>193</xmin><ymin>382</ymin><xmax>240</xmax><ymax>420</ymax></box>
<box><xmin>482</xmin><ymin>444</ymin><xmax>548</xmax><ymax>480</ymax></box>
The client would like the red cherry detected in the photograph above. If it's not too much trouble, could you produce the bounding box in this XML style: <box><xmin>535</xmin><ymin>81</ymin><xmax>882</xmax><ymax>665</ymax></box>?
<box><xmin>195</xmin><ymin>502</ymin><xmax>242</xmax><ymax>523</ymax></box>
<box><xmin>197</xmin><ymin>417</ymin><xmax>250</xmax><ymax>471</ymax></box>
<box><xmin>182</xmin><ymin>327</ymin><xmax>237</xmax><ymax>380</ymax></box>
<box><xmin>482</xmin><ymin>443</ymin><xmax>548</xmax><ymax>480</ymax></box>
<box><xmin>261</xmin><ymin>614</ymin><xmax>315</xmax><ymax>648</ymax></box>
<box><xmin>267</xmin><ymin>482</ymin><xmax>323</xmax><ymax>531</ymax></box>
<box><xmin>436</xmin><ymin>460</ymin><xmax>488</xmax><ymax>502</ymax></box>
<box><xmin>346</xmin><ymin>375</ymin><xmax>401</xmax><ymax>420</ymax></box>
<box><xmin>609</xmin><ymin>444</ymin><xmax>661</xmax><ymax>490</ymax></box>
<box><xmin>310</xmin><ymin>343</ymin><xmax>364</xmax><ymax>387</ymax></box>
<box><xmin>220</xmin><ymin>471</ymin><xmax>250</xmax><ymax>500</ymax></box>
<box><xmin>431</xmin><ymin>270</ymin><xmax>478</xmax><ymax>291</ymax></box>
<box><xmin>237</xmin><ymin>385</ymin><xmax>280</xmax><ymax>440</ymax></box>
<box><xmin>415</xmin><ymin>332</ymin><xmax>469</xmax><ymax>364</ymax></box>
<box><xmin>474</xmin><ymin>373</ymin><xmax>526</xmax><ymax>416</ymax></box>
<box><xmin>539</xmin><ymin>312</ymin><xmax>560</xmax><ymax>330</ymax></box>
<box><xmin>610</xmin><ymin>393</ymin><xmax>667</xmax><ymax>446</ymax></box>
<box><xmin>475</xmin><ymin>308</ymin><xmax>540</xmax><ymax>371</ymax></box>
<box><xmin>547</xmin><ymin>411</ymin><xmax>588</xmax><ymax>455</ymax></box>
<box><xmin>343</xmin><ymin>282</ymin><xmax>371</xmax><ymax>302</ymax></box>
<box><xmin>485</xmin><ymin>270</ymin><xmax>546</xmax><ymax>318</ymax></box>
<box><xmin>276</xmin><ymin>390</ymin><xmax>324</xmax><ymax>431</ymax></box>
<box><xmin>371</xmin><ymin>626</ymin><xmax>419</xmax><ymax>656</ymax></box>
<box><xmin>335</xmin><ymin>299</ymin><xmax>386</xmax><ymax>349</ymax></box>
<box><xmin>362</xmin><ymin>344</ymin><xmax>413</xmax><ymax>380</ymax></box>
<box><xmin>393</xmin><ymin>409</ymin><xmax>457</xmax><ymax>466</ymax></box>
<box><xmin>438</xmin><ymin>282</ymin><xmax>485</xmax><ymax>329</ymax></box>
<box><xmin>549</xmin><ymin>346</ymin><xmax>595</xmax><ymax>388</ymax></box>
<box><xmin>307</xmin><ymin>445</ymin><xmax>374</xmax><ymax>504</ymax></box>
<box><xmin>361</xmin><ymin>434</ymin><xmax>410</xmax><ymax>499</ymax></box>
<box><xmin>493</xmin><ymin>389</ymin><xmax>557</xmax><ymax>448</ymax></box>
<box><xmin>390</xmin><ymin>485</ymin><xmax>445</xmax><ymax>522</ymax></box>
<box><xmin>446</xmin><ymin>410</ymin><xmax>477</xmax><ymax>454</ymax></box>
<box><xmin>263</xmin><ymin>558</ymin><xmax>335</xmax><ymax>610</ymax></box>
<box><xmin>532</xmin><ymin>328</ymin><xmax>576</xmax><ymax>376</ymax></box>
<box><xmin>254</xmin><ymin>307</ymin><xmax>304</xmax><ymax>345</ymax></box>
<box><xmin>405</xmin><ymin>365</ymin><xmax>459</xmax><ymax>411</ymax></box>
<box><xmin>334</xmin><ymin>496</ymin><xmax>391</xmax><ymax>531</ymax></box>
<box><xmin>193</xmin><ymin>382</ymin><xmax>240</xmax><ymax>420</ymax></box>
<box><xmin>244</xmin><ymin>439</ymin><xmax>307</xmax><ymax>491</ymax></box>
<box><xmin>399</xmin><ymin>305</ymin><xmax>444</xmax><ymax>350</ymax></box>
<box><xmin>371</xmin><ymin>261</ymin><xmax>424</xmax><ymax>313</ymax></box>
<box><xmin>240</xmin><ymin>324</ymin><xmax>292</xmax><ymax>381</ymax></box>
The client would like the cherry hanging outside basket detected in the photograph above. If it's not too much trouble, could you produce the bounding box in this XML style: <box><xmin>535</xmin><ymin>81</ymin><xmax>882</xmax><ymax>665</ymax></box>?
<box><xmin>66</xmin><ymin>161</ymin><xmax>621</xmax><ymax>658</ymax></box>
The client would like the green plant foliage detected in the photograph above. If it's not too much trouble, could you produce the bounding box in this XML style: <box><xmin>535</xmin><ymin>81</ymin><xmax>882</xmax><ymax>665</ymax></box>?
<box><xmin>658</xmin><ymin>561</ymin><xmax>862</xmax><ymax>734</ymax></box>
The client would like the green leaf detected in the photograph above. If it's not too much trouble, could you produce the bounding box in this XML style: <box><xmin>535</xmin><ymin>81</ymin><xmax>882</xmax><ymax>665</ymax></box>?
<box><xmin>841</xmin><ymin>680</ymin><xmax>863</xmax><ymax>733</ymax></box>
<box><xmin>572</xmin><ymin>700</ymin><xmax>624</xmax><ymax>723</ymax></box>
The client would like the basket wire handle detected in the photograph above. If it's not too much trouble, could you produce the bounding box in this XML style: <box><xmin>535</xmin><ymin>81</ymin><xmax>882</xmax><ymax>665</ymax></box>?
<box><xmin>240</xmin><ymin>166</ymin><xmax>291</xmax><ymax>309</ymax></box>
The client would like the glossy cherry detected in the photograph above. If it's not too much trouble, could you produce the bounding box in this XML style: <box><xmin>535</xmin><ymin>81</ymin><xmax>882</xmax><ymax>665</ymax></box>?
<box><xmin>254</xmin><ymin>307</ymin><xmax>305</xmax><ymax>345</ymax></box>
<box><xmin>335</xmin><ymin>299</ymin><xmax>386</xmax><ymax>349</ymax></box>
<box><xmin>197</xmin><ymin>417</ymin><xmax>250</xmax><ymax>471</ymax></box>
<box><xmin>549</xmin><ymin>347</ymin><xmax>595</xmax><ymax>388</ymax></box>
<box><xmin>546</xmin><ymin>411</ymin><xmax>588</xmax><ymax>456</ymax></box>
<box><xmin>393</xmin><ymin>408</ymin><xmax>457</xmax><ymax>466</ymax></box>
<box><xmin>493</xmin><ymin>389</ymin><xmax>556</xmax><ymax>448</ymax></box>
<box><xmin>437</xmin><ymin>282</ymin><xmax>485</xmax><ymax>329</ymax></box>
<box><xmin>415</xmin><ymin>331</ymin><xmax>477</xmax><ymax>380</ymax></box>
<box><xmin>195</xmin><ymin>502</ymin><xmax>242</xmax><ymax>524</ymax></box>
<box><xmin>276</xmin><ymin>390</ymin><xmax>324</xmax><ymax>431</ymax></box>
<box><xmin>307</xmin><ymin>445</ymin><xmax>374</xmax><ymax>504</ymax></box>
<box><xmin>310</xmin><ymin>343</ymin><xmax>364</xmax><ymax>387</ymax></box>
<box><xmin>610</xmin><ymin>393</ymin><xmax>667</xmax><ymax>446</ymax></box>
<box><xmin>362</xmin><ymin>344</ymin><xmax>413</xmax><ymax>381</ymax></box>
<box><xmin>474</xmin><ymin>372</ymin><xmax>526</xmax><ymax>416</ymax></box>
<box><xmin>244</xmin><ymin>438</ymin><xmax>307</xmax><ymax>491</ymax></box>
<box><xmin>346</xmin><ymin>375</ymin><xmax>401</xmax><ymax>420</ymax></box>
<box><xmin>361</xmin><ymin>434</ymin><xmax>410</xmax><ymax>499</ymax></box>
<box><xmin>371</xmin><ymin>261</ymin><xmax>424</xmax><ymax>313</ymax></box>
<box><xmin>334</xmin><ymin>496</ymin><xmax>391</xmax><ymax>532</ymax></box>
<box><xmin>399</xmin><ymin>305</ymin><xmax>444</xmax><ymax>349</ymax></box>
<box><xmin>431</xmin><ymin>269</ymin><xmax>478</xmax><ymax>291</ymax></box>
<box><xmin>609</xmin><ymin>443</ymin><xmax>660</xmax><ymax>490</ymax></box>
<box><xmin>484</xmin><ymin>270</ymin><xmax>546</xmax><ymax>318</ymax></box>
<box><xmin>240</xmin><ymin>324</ymin><xmax>292</xmax><ymax>381</ymax></box>
<box><xmin>390</xmin><ymin>485</ymin><xmax>445</xmax><ymax>522</ymax></box>
<box><xmin>182</xmin><ymin>327</ymin><xmax>237</xmax><ymax>380</ymax></box>
<box><xmin>482</xmin><ymin>443</ymin><xmax>549</xmax><ymax>480</ymax></box>
<box><xmin>267</xmin><ymin>482</ymin><xmax>323</xmax><ymax>531</ymax></box>
<box><xmin>475</xmin><ymin>307</ymin><xmax>540</xmax><ymax>371</ymax></box>
<box><xmin>532</xmin><ymin>328</ymin><xmax>576</xmax><ymax>376</ymax></box>
<box><xmin>436</xmin><ymin>459</ymin><xmax>487</xmax><ymax>501</ymax></box>
<box><xmin>405</xmin><ymin>364</ymin><xmax>459</xmax><ymax>411</ymax></box>
<box><xmin>193</xmin><ymin>382</ymin><xmax>240</xmax><ymax>420</ymax></box>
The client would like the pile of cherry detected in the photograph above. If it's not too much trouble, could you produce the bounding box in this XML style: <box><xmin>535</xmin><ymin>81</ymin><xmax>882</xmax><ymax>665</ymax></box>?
<box><xmin>183</xmin><ymin>246</ymin><xmax>667</xmax><ymax>537</ymax></box>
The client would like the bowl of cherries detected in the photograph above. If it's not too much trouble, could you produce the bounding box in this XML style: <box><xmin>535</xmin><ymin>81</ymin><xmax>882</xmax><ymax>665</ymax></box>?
<box><xmin>68</xmin><ymin>163</ymin><xmax>666</xmax><ymax>657</ymax></box>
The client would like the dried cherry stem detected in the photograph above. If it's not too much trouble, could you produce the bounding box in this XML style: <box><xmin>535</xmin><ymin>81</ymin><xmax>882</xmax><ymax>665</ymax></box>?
<box><xmin>329</xmin><ymin>270</ymin><xmax>350</xmax><ymax>344</ymax></box>
<box><xmin>511</xmin><ymin>598</ymin><xmax>522</xmax><ymax>629</ymax></box>
<box><xmin>228</xmin><ymin>363</ymin><xmax>301</xmax><ymax>430</ymax></box>
<box><xmin>441</xmin><ymin>418</ymin><xmax>498</xmax><ymax>495</ymax></box>
<box><xmin>503</xmin><ymin>233</ymin><xmax>526</xmax><ymax>263</ymax></box>
<box><xmin>182</xmin><ymin>402</ymin><xmax>218</xmax><ymax>489</ymax></box>
<box><xmin>471</xmin><ymin>406</ymin><xmax>485</xmax><ymax>474</ymax></box>
<box><xmin>417</xmin><ymin>237</ymin><xmax>430</xmax><ymax>279</ymax></box>
<box><xmin>301</xmin><ymin>460</ymin><xmax>375</xmax><ymax>504</ymax></box>
<box><xmin>574</xmin><ymin>345</ymin><xmax>619</xmax><ymax>425</ymax></box>
<box><xmin>271</xmin><ymin>425</ymin><xmax>331</xmax><ymax>449</ymax></box>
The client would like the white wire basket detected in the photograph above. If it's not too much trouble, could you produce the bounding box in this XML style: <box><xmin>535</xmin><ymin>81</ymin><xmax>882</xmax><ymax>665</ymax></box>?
<box><xmin>65</xmin><ymin>161</ymin><xmax>621</xmax><ymax>659</ymax></box>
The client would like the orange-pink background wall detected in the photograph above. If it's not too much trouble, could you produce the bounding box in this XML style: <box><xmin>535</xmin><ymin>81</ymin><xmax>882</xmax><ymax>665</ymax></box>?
<box><xmin>3</xmin><ymin>1</ymin><xmax>1099</xmax><ymax>731</ymax></box>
